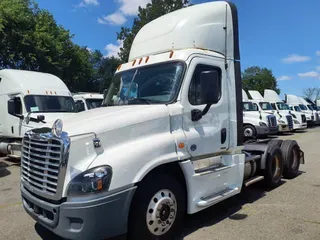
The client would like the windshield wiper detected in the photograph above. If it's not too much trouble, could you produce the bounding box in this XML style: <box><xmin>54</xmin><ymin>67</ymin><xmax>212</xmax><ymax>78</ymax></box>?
<box><xmin>127</xmin><ymin>98</ymin><xmax>153</xmax><ymax>105</ymax></box>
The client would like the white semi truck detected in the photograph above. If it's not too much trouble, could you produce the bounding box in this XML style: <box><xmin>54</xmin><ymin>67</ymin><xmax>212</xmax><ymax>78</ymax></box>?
<box><xmin>285</xmin><ymin>94</ymin><xmax>315</xmax><ymax>126</ymax></box>
<box><xmin>20</xmin><ymin>2</ymin><xmax>305</xmax><ymax>240</ymax></box>
<box><xmin>264</xmin><ymin>89</ymin><xmax>307</xmax><ymax>130</ymax></box>
<box><xmin>301</xmin><ymin>97</ymin><xmax>320</xmax><ymax>125</ymax></box>
<box><xmin>248</xmin><ymin>90</ymin><xmax>293</xmax><ymax>132</ymax></box>
<box><xmin>242</xmin><ymin>90</ymin><xmax>278</xmax><ymax>138</ymax></box>
<box><xmin>0</xmin><ymin>69</ymin><xmax>76</xmax><ymax>158</ymax></box>
<box><xmin>73</xmin><ymin>92</ymin><xmax>103</xmax><ymax>112</ymax></box>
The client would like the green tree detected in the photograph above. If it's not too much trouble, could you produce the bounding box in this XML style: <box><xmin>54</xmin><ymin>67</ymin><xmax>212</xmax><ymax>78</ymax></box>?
<box><xmin>242</xmin><ymin>66</ymin><xmax>280</xmax><ymax>95</ymax></box>
<box><xmin>117</xmin><ymin>0</ymin><xmax>189</xmax><ymax>62</ymax></box>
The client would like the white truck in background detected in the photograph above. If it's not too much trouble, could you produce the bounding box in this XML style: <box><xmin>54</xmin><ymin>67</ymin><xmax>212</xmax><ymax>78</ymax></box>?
<box><xmin>242</xmin><ymin>90</ymin><xmax>278</xmax><ymax>138</ymax></box>
<box><xmin>302</xmin><ymin>97</ymin><xmax>320</xmax><ymax>124</ymax></box>
<box><xmin>0</xmin><ymin>69</ymin><xmax>76</xmax><ymax>158</ymax></box>
<box><xmin>285</xmin><ymin>94</ymin><xmax>315</xmax><ymax>126</ymax></box>
<box><xmin>73</xmin><ymin>92</ymin><xmax>103</xmax><ymax>112</ymax></box>
<box><xmin>20</xmin><ymin>2</ymin><xmax>305</xmax><ymax>240</ymax></box>
<box><xmin>248</xmin><ymin>90</ymin><xmax>293</xmax><ymax>132</ymax></box>
<box><xmin>264</xmin><ymin>89</ymin><xmax>307</xmax><ymax>131</ymax></box>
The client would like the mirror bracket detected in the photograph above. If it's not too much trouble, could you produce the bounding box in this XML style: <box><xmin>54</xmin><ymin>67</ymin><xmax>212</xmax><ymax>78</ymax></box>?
<box><xmin>191</xmin><ymin>104</ymin><xmax>212</xmax><ymax>121</ymax></box>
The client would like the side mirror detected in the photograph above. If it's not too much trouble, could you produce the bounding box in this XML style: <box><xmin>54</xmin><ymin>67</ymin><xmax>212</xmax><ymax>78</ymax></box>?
<box><xmin>8</xmin><ymin>98</ymin><xmax>24</xmax><ymax>119</ymax></box>
<box><xmin>103</xmin><ymin>89</ymin><xmax>108</xmax><ymax>99</ymax></box>
<box><xmin>8</xmin><ymin>99</ymin><xmax>15</xmax><ymax>116</ymax></box>
<box><xmin>75</xmin><ymin>101</ymin><xmax>85</xmax><ymax>112</ymax></box>
<box><xmin>37</xmin><ymin>115</ymin><xmax>45</xmax><ymax>121</ymax></box>
<box><xmin>200</xmin><ymin>70</ymin><xmax>220</xmax><ymax>104</ymax></box>
<box><xmin>191</xmin><ymin>70</ymin><xmax>221</xmax><ymax>121</ymax></box>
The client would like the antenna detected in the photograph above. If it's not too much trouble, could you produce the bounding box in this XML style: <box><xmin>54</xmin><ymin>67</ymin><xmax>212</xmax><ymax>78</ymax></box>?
<box><xmin>223</xmin><ymin>4</ymin><xmax>228</xmax><ymax>70</ymax></box>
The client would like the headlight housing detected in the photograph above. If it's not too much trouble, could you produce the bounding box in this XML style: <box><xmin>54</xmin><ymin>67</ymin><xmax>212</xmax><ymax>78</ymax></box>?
<box><xmin>67</xmin><ymin>166</ymin><xmax>112</xmax><ymax>196</ymax></box>
<box><xmin>278</xmin><ymin>120</ymin><xmax>285</xmax><ymax>124</ymax></box>
<box><xmin>293</xmin><ymin>119</ymin><xmax>300</xmax><ymax>124</ymax></box>
<box><xmin>291</xmin><ymin>113</ymin><xmax>296</xmax><ymax>119</ymax></box>
<box><xmin>259</xmin><ymin>121</ymin><xmax>267</xmax><ymax>127</ymax></box>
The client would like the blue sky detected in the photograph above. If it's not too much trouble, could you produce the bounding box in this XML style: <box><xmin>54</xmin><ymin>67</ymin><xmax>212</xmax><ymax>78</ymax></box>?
<box><xmin>36</xmin><ymin>0</ymin><xmax>320</xmax><ymax>99</ymax></box>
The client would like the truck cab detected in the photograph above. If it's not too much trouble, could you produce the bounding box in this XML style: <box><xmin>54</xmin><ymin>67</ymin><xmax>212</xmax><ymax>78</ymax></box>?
<box><xmin>73</xmin><ymin>93</ymin><xmax>103</xmax><ymax>112</ymax></box>
<box><xmin>248</xmin><ymin>90</ymin><xmax>293</xmax><ymax>132</ymax></box>
<box><xmin>242</xmin><ymin>90</ymin><xmax>278</xmax><ymax>138</ymax></box>
<box><xmin>285</xmin><ymin>94</ymin><xmax>315</xmax><ymax>126</ymax></box>
<box><xmin>0</xmin><ymin>69</ymin><xmax>76</xmax><ymax>157</ymax></box>
<box><xmin>20</xmin><ymin>2</ymin><xmax>305</xmax><ymax>240</ymax></box>
<box><xmin>264</xmin><ymin>89</ymin><xmax>307</xmax><ymax>130</ymax></box>
<box><xmin>303</xmin><ymin>97</ymin><xmax>320</xmax><ymax>124</ymax></box>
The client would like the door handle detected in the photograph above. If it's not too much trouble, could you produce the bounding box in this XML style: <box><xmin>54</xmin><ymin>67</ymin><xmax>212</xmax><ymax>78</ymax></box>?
<box><xmin>221</xmin><ymin>128</ymin><xmax>227</xmax><ymax>144</ymax></box>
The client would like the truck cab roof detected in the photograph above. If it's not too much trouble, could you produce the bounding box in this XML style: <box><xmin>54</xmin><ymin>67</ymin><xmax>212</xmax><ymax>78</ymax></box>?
<box><xmin>0</xmin><ymin>69</ymin><xmax>71</xmax><ymax>96</ymax></box>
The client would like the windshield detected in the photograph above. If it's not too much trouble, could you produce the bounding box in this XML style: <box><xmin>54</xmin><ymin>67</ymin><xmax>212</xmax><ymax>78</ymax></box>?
<box><xmin>259</xmin><ymin>102</ymin><xmax>274</xmax><ymax>111</ymax></box>
<box><xmin>299</xmin><ymin>104</ymin><xmax>308</xmax><ymax>111</ymax></box>
<box><xmin>86</xmin><ymin>99</ymin><xmax>103</xmax><ymax>110</ymax></box>
<box><xmin>24</xmin><ymin>95</ymin><xmax>75</xmax><ymax>113</ymax></box>
<box><xmin>276</xmin><ymin>102</ymin><xmax>290</xmax><ymax>110</ymax></box>
<box><xmin>243</xmin><ymin>102</ymin><xmax>257</xmax><ymax>111</ymax></box>
<box><xmin>294</xmin><ymin>106</ymin><xmax>302</xmax><ymax>112</ymax></box>
<box><xmin>307</xmin><ymin>105</ymin><xmax>314</xmax><ymax>111</ymax></box>
<box><xmin>102</xmin><ymin>62</ymin><xmax>185</xmax><ymax>106</ymax></box>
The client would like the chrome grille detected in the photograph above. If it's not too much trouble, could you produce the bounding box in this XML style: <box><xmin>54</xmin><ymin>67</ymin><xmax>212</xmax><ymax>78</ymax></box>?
<box><xmin>267</xmin><ymin>115</ymin><xmax>277</xmax><ymax>127</ymax></box>
<box><xmin>21</xmin><ymin>129</ymin><xmax>70</xmax><ymax>201</ymax></box>
<box><xmin>315</xmin><ymin>113</ymin><xmax>320</xmax><ymax>121</ymax></box>
<box><xmin>286</xmin><ymin>115</ymin><xmax>293</xmax><ymax>129</ymax></box>
<box><xmin>301</xmin><ymin>114</ymin><xmax>306</xmax><ymax>123</ymax></box>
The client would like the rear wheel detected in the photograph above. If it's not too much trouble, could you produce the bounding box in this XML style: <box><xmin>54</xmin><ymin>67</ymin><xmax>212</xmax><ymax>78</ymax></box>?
<box><xmin>280</xmin><ymin>140</ymin><xmax>301</xmax><ymax>179</ymax></box>
<box><xmin>264</xmin><ymin>146</ymin><xmax>284</xmax><ymax>188</ymax></box>
<box><xmin>128</xmin><ymin>173</ymin><xmax>185</xmax><ymax>240</ymax></box>
<box><xmin>243</xmin><ymin>125</ymin><xmax>256</xmax><ymax>138</ymax></box>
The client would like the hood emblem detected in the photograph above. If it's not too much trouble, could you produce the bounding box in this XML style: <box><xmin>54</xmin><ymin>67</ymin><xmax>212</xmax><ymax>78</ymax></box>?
<box><xmin>52</xmin><ymin>119</ymin><xmax>63</xmax><ymax>138</ymax></box>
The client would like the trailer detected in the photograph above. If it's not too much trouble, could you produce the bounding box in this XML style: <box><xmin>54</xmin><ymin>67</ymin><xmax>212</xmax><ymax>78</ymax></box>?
<box><xmin>20</xmin><ymin>2</ymin><xmax>305</xmax><ymax>240</ymax></box>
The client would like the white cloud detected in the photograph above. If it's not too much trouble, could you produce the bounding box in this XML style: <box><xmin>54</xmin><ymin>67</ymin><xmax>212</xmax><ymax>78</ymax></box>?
<box><xmin>277</xmin><ymin>76</ymin><xmax>291</xmax><ymax>81</ymax></box>
<box><xmin>104</xmin><ymin>40</ymin><xmax>123</xmax><ymax>58</ymax></box>
<box><xmin>316</xmin><ymin>50</ymin><xmax>320</xmax><ymax>56</ymax></box>
<box><xmin>78</xmin><ymin>0</ymin><xmax>99</xmax><ymax>7</ymax></box>
<box><xmin>282</xmin><ymin>54</ymin><xmax>311</xmax><ymax>63</ymax></box>
<box><xmin>298</xmin><ymin>71</ymin><xmax>320</xmax><ymax>78</ymax></box>
<box><xmin>86</xmin><ymin>47</ymin><xmax>93</xmax><ymax>53</ymax></box>
<box><xmin>118</xmin><ymin>0</ymin><xmax>151</xmax><ymax>16</ymax></box>
<box><xmin>98</xmin><ymin>12</ymin><xmax>127</xmax><ymax>25</ymax></box>
<box><xmin>98</xmin><ymin>0</ymin><xmax>151</xmax><ymax>26</ymax></box>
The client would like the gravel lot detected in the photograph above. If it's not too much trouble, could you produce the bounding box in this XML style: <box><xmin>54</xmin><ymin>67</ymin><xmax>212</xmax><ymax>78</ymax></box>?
<box><xmin>1</xmin><ymin>128</ymin><xmax>320</xmax><ymax>240</ymax></box>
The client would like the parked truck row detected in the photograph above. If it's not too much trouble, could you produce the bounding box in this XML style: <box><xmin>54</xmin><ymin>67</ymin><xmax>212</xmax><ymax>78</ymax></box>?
<box><xmin>15</xmin><ymin>2</ymin><xmax>309</xmax><ymax>240</ymax></box>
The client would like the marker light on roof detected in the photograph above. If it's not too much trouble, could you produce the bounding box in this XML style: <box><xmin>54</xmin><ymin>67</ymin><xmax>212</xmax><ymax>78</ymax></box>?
<box><xmin>132</xmin><ymin>60</ymin><xmax>136</xmax><ymax>66</ymax></box>
<box><xmin>145</xmin><ymin>56</ymin><xmax>150</xmax><ymax>63</ymax></box>
<box><xmin>139</xmin><ymin>58</ymin><xmax>143</xmax><ymax>64</ymax></box>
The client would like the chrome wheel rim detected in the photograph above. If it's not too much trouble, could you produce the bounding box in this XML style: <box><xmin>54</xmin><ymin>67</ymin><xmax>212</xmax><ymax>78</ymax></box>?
<box><xmin>244</xmin><ymin>128</ymin><xmax>254</xmax><ymax>137</ymax></box>
<box><xmin>146</xmin><ymin>189</ymin><xmax>177</xmax><ymax>236</ymax></box>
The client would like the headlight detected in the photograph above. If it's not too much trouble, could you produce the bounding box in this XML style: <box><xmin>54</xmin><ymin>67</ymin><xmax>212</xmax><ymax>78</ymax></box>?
<box><xmin>278</xmin><ymin>120</ymin><xmax>285</xmax><ymax>124</ymax></box>
<box><xmin>293</xmin><ymin>119</ymin><xmax>300</xmax><ymax>124</ymax></box>
<box><xmin>67</xmin><ymin>166</ymin><xmax>112</xmax><ymax>196</ymax></box>
<box><xmin>259</xmin><ymin>121</ymin><xmax>267</xmax><ymax>127</ymax></box>
<box><xmin>307</xmin><ymin>116</ymin><xmax>311</xmax><ymax>120</ymax></box>
<box><xmin>291</xmin><ymin>114</ymin><xmax>296</xmax><ymax>118</ymax></box>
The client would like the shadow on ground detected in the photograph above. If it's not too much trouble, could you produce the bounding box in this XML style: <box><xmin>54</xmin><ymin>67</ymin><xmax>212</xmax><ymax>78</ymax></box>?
<box><xmin>0</xmin><ymin>161</ymin><xmax>11</xmax><ymax>178</ymax></box>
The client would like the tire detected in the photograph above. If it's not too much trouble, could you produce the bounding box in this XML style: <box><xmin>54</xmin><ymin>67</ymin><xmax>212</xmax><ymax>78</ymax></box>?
<box><xmin>263</xmin><ymin>146</ymin><xmax>284</xmax><ymax>189</ymax></box>
<box><xmin>268</xmin><ymin>139</ymin><xmax>283</xmax><ymax>149</ymax></box>
<box><xmin>280</xmin><ymin>140</ymin><xmax>301</xmax><ymax>179</ymax></box>
<box><xmin>127</xmin><ymin>173</ymin><xmax>186</xmax><ymax>240</ymax></box>
<box><xmin>243</xmin><ymin>125</ymin><xmax>256</xmax><ymax>138</ymax></box>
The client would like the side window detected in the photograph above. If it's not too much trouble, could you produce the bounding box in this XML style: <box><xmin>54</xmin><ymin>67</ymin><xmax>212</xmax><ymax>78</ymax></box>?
<box><xmin>188</xmin><ymin>65</ymin><xmax>221</xmax><ymax>105</ymax></box>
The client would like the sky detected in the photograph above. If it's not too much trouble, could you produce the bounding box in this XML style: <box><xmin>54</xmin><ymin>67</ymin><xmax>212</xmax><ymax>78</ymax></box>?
<box><xmin>35</xmin><ymin>0</ymin><xmax>320</xmax><ymax>99</ymax></box>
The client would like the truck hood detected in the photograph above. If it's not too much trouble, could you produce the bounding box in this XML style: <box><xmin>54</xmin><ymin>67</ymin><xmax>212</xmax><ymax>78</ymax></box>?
<box><xmin>58</xmin><ymin>105</ymin><xmax>170</xmax><ymax>137</ymax></box>
<box><xmin>23</xmin><ymin>112</ymin><xmax>76</xmax><ymax>129</ymax></box>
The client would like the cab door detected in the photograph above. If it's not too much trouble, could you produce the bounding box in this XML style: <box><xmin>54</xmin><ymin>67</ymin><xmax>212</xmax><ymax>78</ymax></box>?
<box><xmin>181</xmin><ymin>56</ymin><xmax>229</xmax><ymax>158</ymax></box>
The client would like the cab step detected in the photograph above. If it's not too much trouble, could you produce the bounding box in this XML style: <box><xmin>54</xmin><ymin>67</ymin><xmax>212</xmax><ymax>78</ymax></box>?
<box><xmin>244</xmin><ymin>176</ymin><xmax>264</xmax><ymax>187</ymax></box>
<box><xmin>197</xmin><ymin>187</ymin><xmax>239</xmax><ymax>207</ymax></box>
<box><xmin>7</xmin><ymin>154</ymin><xmax>21</xmax><ymax>160</ymax></box>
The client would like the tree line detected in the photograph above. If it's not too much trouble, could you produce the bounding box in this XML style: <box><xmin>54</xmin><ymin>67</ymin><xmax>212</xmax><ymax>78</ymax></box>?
<box><xmin>1</xmin><ymin>0</ymin><xmax>285</xmax><ymax>97</ymax></box>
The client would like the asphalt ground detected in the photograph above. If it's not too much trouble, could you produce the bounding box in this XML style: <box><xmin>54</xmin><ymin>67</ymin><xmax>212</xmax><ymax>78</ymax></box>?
<box><xmin>0</xmin><ymin>127</ymin><xmax>320</xmax><ymax>240</ymax></box>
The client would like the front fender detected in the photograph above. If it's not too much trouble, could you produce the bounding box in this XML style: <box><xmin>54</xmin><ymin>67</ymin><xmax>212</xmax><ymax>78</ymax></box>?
<box><xmin>88</xmin><ymin>131</ymin><xmax>179</xmax><ymax>191</ymax></box>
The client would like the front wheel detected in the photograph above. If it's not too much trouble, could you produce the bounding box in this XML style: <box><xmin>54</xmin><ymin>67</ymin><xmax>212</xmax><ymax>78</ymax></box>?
<box><xmin>243</xmin><ymin>125</ymin><xmax>256</xmax><ymax>138</ymax></box>
<box><xmin>128</xmin><ymin>173</ymin><xmax>185</xmax><ymax>240</ymax></box>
